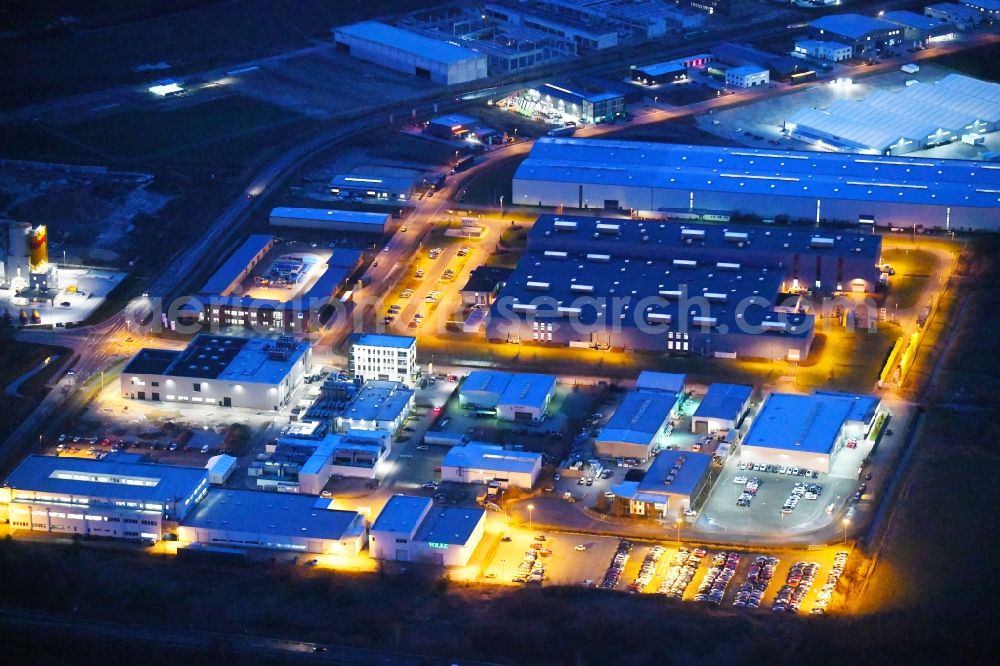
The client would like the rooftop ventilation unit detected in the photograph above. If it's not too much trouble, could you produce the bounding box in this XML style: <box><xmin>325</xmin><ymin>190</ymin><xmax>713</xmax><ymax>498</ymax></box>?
<box><xmin>811</xmin><ymin>237</ymin><xmax>835</xmax><ymax>248</ymax></box>
<box><xmin>596</xmin><ymin>222</ymin><xmax>620</xmax><ymax>233</ymax></box>
<box><xmin>544</xmin><ymin>250</ymin><xmax>568</xmax><ymax>258</ymax></box>
<box><xmin>725</xmin><ymin>231</ymin><xmax>748</xmax><ymax>242</ymax></box>
<box><xmin>673</xmin><ymin>259</ymin><xmax>697</xmax><ymax>268</ymax></box>
<box><xmin>717</xmin><ymin>262</ymin><xmax>740</xmax><ymax>270</ymax></box>
<box><xmin>586</xmin><ymin>253</ymin><xmax>611</xmax><ymax>262</ymax></box>
<box><xmin>681</xmin><ymin>228</ymin><xmax>705</xmax><ymax>238</ymax></box>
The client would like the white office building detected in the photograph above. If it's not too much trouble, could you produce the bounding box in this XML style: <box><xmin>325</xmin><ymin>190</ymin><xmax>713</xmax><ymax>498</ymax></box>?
<box><xmin>794</xmin><ymin>39</ymin><xmax>853</xmax><ymax>62</ymax></box>
<box><xmin>726</xmin><ymin>65</ymin><xmax>769</xmax><ymax>88</ymax></box>
<box><xmin>335</xmin><ymin>380</ymin><xmax>414</xmax><ymax>434</ymax></box>
<box><xmin>0</xmin><ymin>455</ymin><xmax>209</xmax><ymax>543</ymax></box>
<box><xmin>121</xmin><ymin>335</ymin><xmax>311</xmax><ymax>411</ymax></box>
<box><xmin>348</xmin><ymin>334</ymin><xmax>417</xmax><ymax>388</ymax></box>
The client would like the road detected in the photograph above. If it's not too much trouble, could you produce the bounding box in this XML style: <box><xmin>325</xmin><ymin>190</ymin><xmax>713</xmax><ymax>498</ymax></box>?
<box><xmin>0</xmin><ymin>607</ymin><xmax>500</xmax><ymax>666</ymax></box>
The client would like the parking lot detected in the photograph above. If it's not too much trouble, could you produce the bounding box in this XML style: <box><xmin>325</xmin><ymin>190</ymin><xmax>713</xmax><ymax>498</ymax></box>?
<box><xmin>478</xmin><ymin>523</ymin><xmax>853</xmax><ymax>613</ymax></box>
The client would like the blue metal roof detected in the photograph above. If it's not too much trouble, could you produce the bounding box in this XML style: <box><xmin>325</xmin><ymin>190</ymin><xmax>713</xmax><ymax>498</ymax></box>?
<box><xmin>514</xmin><ymin>138</ymin><xmax>1000</xmax><ymax>209</ymax></box>
<box><xmin>598</xmin><ymin>390</ymin><xmax>677</xmax><ymax>446</ymax></box>
<box><xmin>743</xmin><ymin>393</ymin><xmax>856</xmax><ymax>455</ymax></box>
<box><xmin>636</xmin><ymin>450</ymin><xmax>713</xmax><ymax>498</ymax></box>
<box><xmin>461</xmin><ymin>370</ymin><xmax>513</xmax><ymax>397</ymax></box>
<box><xmin>812</xmin><ymin>390</ymin><xmax>880</xmax><ymax>424</ymax></box>
<box><xmin>415</xmin><ymin>506</ymin><xmax>485</xmax><ymax>545</ymax></box>
<box><xmin>181</xmin><ymin>488</ymin><xmax>362</xmax><ymax>539</ymax></box>
<box><xmin>810</xmin><ymin>13</ymin><xmax>899</xmax><ymax>39</ymax></box>
<box><xmin>498</xmin><ymin>373</ymin><xmax>556</xmax><ymax>410</ymax></box>
<box><xmin>880</xmin><ymin>10</ymin><xmax>947</xmax><ymax>31</ymax></box>
<box><xmin>693</xmin><ymin>383</ymin><xmax>753</xmax><ymax>421</ymax></box>
<box><xmin>270</xmin><ymin>207</ymin><xmax>389</xmax><ymax>226</ymax></box>
<box><xmin>5</xmin><ymin>455</ymin><xmax>207</xmax><ymax>503</ymax></box>
<box><xmin>442</xmin><ymin>443</ymin><xmax>541</xmax><ymax>474</ymax></box>
<box><xmin>635</xmin><ymin>371</ymin><xmax>686</xmax><ymax>394</ymax></box>
<box><xmin>335</xmin><ymin>22</ymin><xmax>484</xmax><ymax>64</ymax></box>
<box><xmin>371</xmin><ymin>495</ymin><xmax>432</xmax><ymax>534</ymax></box>
<box><xmin>352</xmin><ymin>333</ymin><xmax>416</xmax><ymax>349</ymax></box>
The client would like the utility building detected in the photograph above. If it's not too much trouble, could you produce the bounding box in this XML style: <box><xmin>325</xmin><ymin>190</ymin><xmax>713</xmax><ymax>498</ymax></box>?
<box><xmin>441</xmin><ymin>443</ymin><xmax>542</xmax><ymax>489</ymax></box>
<box><xmin>690</xmin><ymin>383</ymin><xmax>753</xmax><ymax>434</ymax></box>
<box><xmin>268</xmin><ymin>208</ymin><xmax>390</xmax><ymax>235</ymax></box>
<box><xmin>610</xmin><ymin>450</ymin><xmax>713</xmax><ymax>518</ymax></box>
<box><xmin>807</xmin><ymin>14</ymin><xmax>903</xmax><ymax>58</ymax></box>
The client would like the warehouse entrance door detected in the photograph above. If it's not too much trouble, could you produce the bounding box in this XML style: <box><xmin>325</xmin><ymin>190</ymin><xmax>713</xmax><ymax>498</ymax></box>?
<box><xmin>514</xmin><ymin>411</ymin><xmax>532</xmax><ymax>422</ymax></box>
<box><xmin>223</xmin><ymin>397</ymin><xmax>232</xmax><ymax>407</ymax></box>
<box><xmin>415</xmin><ymin>67</ymin><xmax>431</xmax><ymax>80</ymax></box>
<box><xmin>151</xmin><ymin>392</ymin><xmax>160</xmax><ymax>401</ymax></box>
<box><xmin>137</xmin><ymin>391</ymin><xmax>146</xmax><ymax>400</ymax></box>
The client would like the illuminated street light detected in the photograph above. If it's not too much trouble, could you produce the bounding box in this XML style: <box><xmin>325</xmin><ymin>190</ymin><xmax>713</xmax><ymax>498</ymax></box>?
<box><xmin>527</xmin><ymin>504</ymin><xmax>534</xmax><ymax>533</ymax></box>
<box><xmin>842</xmin><ymin>517</ymin><xmax>850</xmax><ymax>545</ymax></box>
<box><xmin>675</xmin><ymin>517</ymin><xmax>682</xmax><ymax>543</ymax></box>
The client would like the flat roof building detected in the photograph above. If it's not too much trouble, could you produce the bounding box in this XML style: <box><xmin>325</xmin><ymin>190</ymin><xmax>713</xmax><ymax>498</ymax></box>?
<box><xmin>787</xmin><ymin>73</ymin><xmax>1000</xmax><ymax>156</ymax></box>
<box><xmin>808</xmin><ymin>14</ymin><xmax>903</xmax><ymax>57</ymax></box>
<box><xmin>725</xmin><ymin>64</ymin><xmax>769</xmax><ymax>88</ymax></box>
<box><xmin>460</xmin><ymin>266</ymin><xmax>512</xmax><ymax>306</ymax></box>
<box><xmin>610</xmin><ymin>450</ymin><xmax>713</xmax><ymax>518</ymax></box>
<box><xmin>369</xmin><ymin>495</ymin><xmax>486</xmax><ymax>566</ymax></box>
<box><xmin>1</xmin><ymin>455</ymin><xmax>209</xmax><ymax>543</ymax></box>
<box><xmin>178</xmin><ymin>488</ymin><xmax>367</xmax><ymax>555</ymax></box>
<box><xmin>269</xmin><ymin>208</ymin><xmax>390</xmax><ymax>235</ymax></box>
<box><xmin>739</xmin><ymin>392</ymin><xmax>879</xmax><ymax>474</ymax></box>
<box><xmin>794</xmin><ymin>39</ymin><xmax>853</xmax><ymax>62</ymax></box>
<box><xmin>122</xmin><ymin>335</ymin><xmax>311</xmax><ymax>411</ymax></box>
<box><xmin>333</xmin><ymin>22</ymin><xmax>487</xmax><ymax>85</ymax></box>
<box><xmin>458</xmin><ymin>371</ymin><xmax>556</xmax><ymax>422</ymax></box>
<box><xmin>533</xmin><ymin>83</ymin><xmax>625</xmax><ymax>124</ymax></box>
<box><xmin>691</xmin><ymin>383</ymin><xmax>753</xmax><ymax>434</ymax></box>
<box><xmin>336</xmin><ymin>380</ymin><xmax>414</xmax><ymax>434</ymax></box>
<box><xmin>512</xmin><ymin>137</ymin><xmax>1000</xmax><ymax>229</ymax></box>
<box><xmin>348</xmin><ymin>333</ymin><xmax>417</xmax><ymax>388</ymax></box>
<box><xmin>635</xmin><ymin>371</ymin><xmax>686</xmax><ymax>394</ymax></box>
<box><xmin>596</xmin><ymin>388</ymin><xmax>681</xmax><ymax>461</ymax></box>
<box><xmin>925</xmin><ymin>3</ymin><xmax>984</xmax><ymax>29</ymax></box>
<box><xmin>441</xmin><ymin>443</ymin><xmax>542</xmax><ymax>489</ymax></box>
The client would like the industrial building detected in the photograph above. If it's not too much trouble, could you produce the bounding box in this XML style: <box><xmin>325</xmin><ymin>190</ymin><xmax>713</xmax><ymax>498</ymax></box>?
<box><xmin>532</xmin><ymin>83</ymin><xmax>625</xmax><ymax>124</ymax></box>
<box><xmin>596</xmin><ymin>386</ymin><xmax>682</xmax><ymax>460</ymax></box>
<box><xmin>0</xmin><ymin>221</ymin><xmax>56</xmax><ymax>296</ymax></box>
<box><xmin>793</xmin><ymin>39</ymin><xmax>853</xmax><ymax>62</ymax></box>
<box><xmin>635</xmin><ymin>371</ymin><xmax>686</xmax><ymax>394</ymax></box>
<box><xmin>880</xmin><ymin>11</ymin><xmax>955</xmax><ymax>48</ymax></box>
<box><xmin>458</xmin><ymin>370</ymin><xmax>557</xmax><ymax>422</ymax></box>
<box><xmin>369</xmin><ymin>495</ymin><xmax>486</xmax><ymax>566</ymax></box>
<box><xmin>484</xmin><ymin>2</ymin><xmax>619</xmax><ymax>52</ymax></box>
<box><xmin>329</xmin><ymin>173</ymin><xmax>416</xmax><ymax>203</ymax></box>
<box><xmin>441</xmin><ymin>443</ymin><xmax>543</xmax><ymax>489</ymax></box>
<box><xmin>807</xmin><ymin>14</ymin><xmax>903</xmax><ymax>58</ymax></box>
<box><xmin>610</xmin><ymin>450</ymin><xmax>713</xmax><ymax>518</ymax></box>
<box><xmin>256</xmin><ymin>430</ymin><xmax>391</xmax><ymax>491</ymax></box>
<box><xmin>121</xmin><ymin>335</ymin><xmax>311</xmax><ymax>411</ymax></box>
<box><xmin>333</xmin><ymin>21</ymin><xmax>487</xmax><ymax>85</ymax></box>
<box><xmin>630</xmin><ymin>55</ymin><xmax>713</xmax><ymax>86</ymax></box>
<box><xmin>739</xmin><ymin>392</ymin><xmax>880</xmax><ymax>474</ymax></box>
<box><xmin>348</xmin><ymin>334</ymin><xmax>417</xmax><ymax>387</ymax></box>
<box><xmin>511</xmin><ymin>137</ymin><xmax>1000</xmax><ymax>229</ymax></box>
<box><xmin>268</xmin><ymin>208</ymin><xmax>390</xmax><ymax>235</ymax></box>
<box><xmin>690</xmin><ymin>383</ymin><xmax>753</xmax><ymax>434</ymax></box>
<box><xmin>177</xmin><ymin>489</ymin><xmax>367</xmax><ymax>555</ymax></box>
<box><xmin>460</xmin><ymin>266</ymin><xmax>512</xmax><ymax>306</ymax></box>
<box><xmin>725</xmin><ymin>65</ymin><xmax>769</xmax><ymax>88</ymax></box>
<box><xmin>925</xmin><ymin>2</ymin><xmax>985</xmax><ymax>29</ymax></box>
<box><xmin>961</xmin><ymin>0</ymin><xmax>1000</xmax><ymax>16</ymax></box>
<box><xmin>195</xmin><ymin>234</ymin><xmax>362</xmax><ymax>332</ymax></box>
<box><xmin>335</xmin><ymin>380</ymin><xmax>414</xmax><ymax>434</ymax></box>
<box><xmin>0</xmin><ymin>455</ymin><xmax>209</xmax><ymax>543</ymax></box>
<box><xmin>786</xmin><ymin>74</ymin><xmax>1000</xmax><ymax>156</ymax></box>
<box><xmin>206</xmin><ymin>454</ymin><xmax>238</xmax><ymax>485</ymax></box>
<box><xmin>485</xmin><ymin>212</ymin><xmax>885</xmax><ymax>358</ymax></box>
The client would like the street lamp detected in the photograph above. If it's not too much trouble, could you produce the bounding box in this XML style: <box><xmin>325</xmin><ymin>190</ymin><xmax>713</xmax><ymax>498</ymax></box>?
<box><xmin>842</xmin><ymin>517</ymin><xmax>850</xmax><ymax>545</ymax></box>
<box><xmin>527</xmin><ymin>504</ymin><xmax>534</xmax><ymax>533</ymax></box>
<box><xmin>675</xmin><ymin>517</ymin><xmax>682</xmax><ymax>543</ymax></box>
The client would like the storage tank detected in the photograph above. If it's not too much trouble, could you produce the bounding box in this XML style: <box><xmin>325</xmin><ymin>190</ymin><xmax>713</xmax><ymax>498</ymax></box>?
<box><xmin>7</xmin><ymin>222</ymin><xmax>30</xmax><ymax>261</ymax></box>
<box><xmin>28</xmin><ymin>225</ymin><xmax>48</xmax><ymax>269</ymax></box>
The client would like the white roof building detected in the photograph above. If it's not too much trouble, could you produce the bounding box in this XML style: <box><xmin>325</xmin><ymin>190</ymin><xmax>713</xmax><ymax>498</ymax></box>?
<box><xmin>441</xmin><ymin>443</ymin><xmax>542</xmax><ymax>489</ymax></box>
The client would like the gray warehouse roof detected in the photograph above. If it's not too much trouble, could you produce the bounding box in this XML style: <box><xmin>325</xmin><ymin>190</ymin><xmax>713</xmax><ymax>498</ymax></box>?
<box><xmin>636</xmin><ymin>450</ymin><xmax>713</xmax><ymax>498</ymax></box>
<box><xmin>352</xmin><ymin>333</ymin><xmax>416</xmax><ymax>349</ymax></box>
<box><xmin>513</xmin><ymin>137</ymin><xmax>1000</xmax><ymax>209</ymax></box>
<box><xmin>498</xmin><ymin>373</ymin><xmax>556</xmax><ymax>409</ymax></box>
<box><xmin>270</xmin><ymin>207</ymin><xmax>390</xmax><ymax>226</ymax></box>
<box><xmin>442</xmin><ymin>443</ymin><xmax>541</xmax><ymax>474</ymax></box>
<box><xmin>182</xmin><ymin>488</ymin><xmax>363</xmax><ymax>539</ymax></box>
<box><xmin>200</xmin><ymin>234</ymin><xmax>272</xmax><ymax>295</ymax></box>
<box><xmin>693</xmin><ymin>383</ymin><xmax>753</xmax><ymax>422</ymax></box>
<box><xmin>335</xmin><ymin>22</ymin><xmax>484</xmax><ymax>64</ymax></box>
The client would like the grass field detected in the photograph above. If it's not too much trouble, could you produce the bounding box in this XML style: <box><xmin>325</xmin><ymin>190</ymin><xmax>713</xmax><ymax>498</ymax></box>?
<box><xmin>0</xmin><ymin>0</ymin><xmax>436</xmax><ymax>108</ymax></box>
<box><xmin>0</xmin><ymin>339</ymin><xmax>69</xmax><ymax>444</ymax></box>
<box><xmin>61</xmin><ymin>95</ymin><xmax>299</xmax><ymax>161</ymax></box>
<box><xmin>459</xmin><ymin>154</ymin><xmax>525</xmax><ymax>206</ymax></box>
<box><xmin>0</xmin><ymin>124</ymin><xmax>106</xmax><ymax>163</ymax></box>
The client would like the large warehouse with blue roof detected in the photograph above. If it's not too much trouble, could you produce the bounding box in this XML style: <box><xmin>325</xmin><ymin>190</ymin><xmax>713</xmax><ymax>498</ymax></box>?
<box><xmin>512</xmin><ymin>138</ymin><xmax>1000</xmax><ymax>230</ymax></box>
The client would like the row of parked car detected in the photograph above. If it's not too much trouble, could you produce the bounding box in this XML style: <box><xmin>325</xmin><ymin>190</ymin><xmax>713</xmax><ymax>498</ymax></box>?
<box><xmin>513</xmin><ymin>548</ymin><xmax>545</xmax><ymax>585</ymax></box>
<box><xmin>773</xmin><ymin>561</ymin><xmax>820</xmax><ymax>613</ymax></box>
<box><xmin>781</xmin><ymin>481</ymin><xmax>820</xmax><ymax>514</ymax></box>
<box><xmin>733</xmin><ymin>555</ymin><xmax>779</xmax><ymax>610</ymax></box>
<box><xmin>658</xmin><ymin>547</ymin><xmax>707</xmax><ymax>599</ymax></box>
<box><xmin>694</xmin><ymin>551</ymin><xmax>741</xmax><ymax>605</ymax></box>
<box><xmin>628</xmin><ymin>546</ymin><xmax>665</xmax><ymax>593</ymax></box>
<box><xmin>734</xmin><ymin>476</ymin><xmax>762</xmax><ymax>508</ymax></box>
<box><xmin>600</xmin><ymin>539</ymin><xmax>633</xmax><ymax>589</ymax></box>
<box><xmin>811</xmin><ymin>551</ymin><xmax>849</xmax><ymax>615</ymax></box>
<box><xmin>740</xmin><ymin>461</ymin><xmax>820</xmax><ymax>479</ymax></box>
